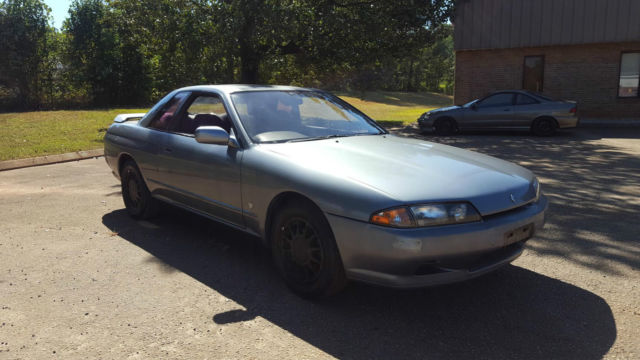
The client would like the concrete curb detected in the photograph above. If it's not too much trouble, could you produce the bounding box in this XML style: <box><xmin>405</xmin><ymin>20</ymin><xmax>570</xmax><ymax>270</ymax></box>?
<box><xmin>0</xmin><ymin>149</ymin><xmax>104</xmax><ymax>172</ymax></box>
<box><xmin>579</xmin><ymin>118</ymin><xmax>640</xmax><ymax>128</ymax></box>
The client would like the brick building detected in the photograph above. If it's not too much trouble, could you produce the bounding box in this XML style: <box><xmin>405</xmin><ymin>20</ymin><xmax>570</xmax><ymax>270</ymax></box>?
<box><xmin>453</xmin><ymin>0</ymin><xmax>640</xmax><ymax>119</ymax></box>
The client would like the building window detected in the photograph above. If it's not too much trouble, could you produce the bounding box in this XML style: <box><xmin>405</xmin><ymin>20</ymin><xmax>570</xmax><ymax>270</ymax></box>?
<box><xmin>523</xmin><ymin>56</ymin><xmax>544</xmax><ymax>92</ymax></box>
<box><xmin>619</xmin><ymin>52</ymin><xmax>640</xmax><ymax>98</ymax></box>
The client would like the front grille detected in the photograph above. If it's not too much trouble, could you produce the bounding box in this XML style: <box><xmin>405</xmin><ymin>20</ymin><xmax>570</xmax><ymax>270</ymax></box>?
<box><xmin>413</xmin><ymin>240</ymin><xmax>526</xmax><ymax>276</ymax></box>
<box><xmin>468</xmin><ymin>240</ymin><xmax>525</xmax><ymax>271</ymax></box>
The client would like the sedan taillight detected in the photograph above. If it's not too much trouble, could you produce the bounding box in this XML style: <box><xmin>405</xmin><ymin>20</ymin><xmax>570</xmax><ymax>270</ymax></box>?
<box><xmin>569</xmin><ymin>107</ymin><xmax>577</xmax><ymax>114</ymax></box>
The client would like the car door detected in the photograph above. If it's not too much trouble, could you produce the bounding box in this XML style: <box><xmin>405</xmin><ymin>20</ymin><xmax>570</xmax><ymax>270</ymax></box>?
<box><xmin>138</xmin><ymin>91</ymin><xmax>191</xmax><ymax>193</ymax></box>
<box><xmin>513</xmin><ymin>93</ymin><xmax>541</xmax><ymax>127</ymax></box>
<box><xmin>466</xmin><ymin>92</ymin><xmax>516</xmax><ymax>128</ymax></box>
<box><xmin>159</xmin><ymin>92</ymin><xmax>245</xmax><ymax>227</ymax></box>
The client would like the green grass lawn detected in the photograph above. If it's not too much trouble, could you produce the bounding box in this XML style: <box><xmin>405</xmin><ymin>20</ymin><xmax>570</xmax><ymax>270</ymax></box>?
<box><xmin>0</xmin><ymin>108</ymin><xmax>148</xmax><ymax>161</ymax></box>
<box><xmin>0</xmin><ymin>91</ymin><xmax>452</xmax><ymax>161</ymax></box>
<box><xmin>338</xmin><ymin>91</ymin><xmax>452</xmax><ymax>127</ymax></box>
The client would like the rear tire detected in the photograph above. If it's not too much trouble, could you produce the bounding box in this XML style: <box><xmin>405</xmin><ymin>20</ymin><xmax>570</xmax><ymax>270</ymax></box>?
<box><xmin>531</xmin><ymin>117</ymin><xmax>557</xmax><ymax>136</ymax></box>
<box><xmin>271</xmin><ymin>200</ymin><xmax>347</xmax><ymax>298</ymax></box>
<box><xmin>434</xmin><ymin>117</ymin><xmax>457</xmax><ymax>135</ymax></box>
<box><xmin>121</xmin><ymin>160</ymin><xmax>159</xmax><ymax>219</ymax></box>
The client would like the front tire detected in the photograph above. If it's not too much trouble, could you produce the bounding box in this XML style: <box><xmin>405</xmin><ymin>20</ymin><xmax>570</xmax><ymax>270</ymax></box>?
<box><xmin>434</xmin><ymin>117</ymin><xmax>457</xmax><ymax>135</ymax></box>
<box><xmin>271</xmin><ymin>200</ymin><xmax>347</xmax><ymax>298</ymax></box>
<box><xmin>121</xmin><ymin>160</ymin><xmax>159</xmax><ymax>219</ymax></box>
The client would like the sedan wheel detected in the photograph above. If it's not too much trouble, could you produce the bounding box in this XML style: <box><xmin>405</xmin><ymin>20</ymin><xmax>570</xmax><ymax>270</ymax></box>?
<box><xmin>434</xmin><ymin>118</ymin><xmax>456</xmax><ymax>135</ymax></box>
<box><xmin>280</xmin><ymin>218</ymin><xmax>324</xmax><ymax>284</ymax></box>
<box><xmin>271</xmin><ymin>200</ymin><xmax>347</xmax><ymax>298</ymax></box>
<box><xmin>532</xmin><ymin>118</ymin><xmax>557</xmax><ymax>136</ymax></box>
<box><xmin>121</xmin><ymin>160</ymin><xmax>159</xmax><ymax>219</ymax></box>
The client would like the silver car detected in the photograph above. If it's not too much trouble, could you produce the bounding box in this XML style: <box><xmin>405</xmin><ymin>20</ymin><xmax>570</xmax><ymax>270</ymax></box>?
<box><xmin>104</xmin><ymin>85</ymin><xmax>547</xmax><ymax>298</ymax></box>
<box><xmin>418</xmin><ymin>90</ymin><xmax>579</xmax><ymax>136</ymax></box>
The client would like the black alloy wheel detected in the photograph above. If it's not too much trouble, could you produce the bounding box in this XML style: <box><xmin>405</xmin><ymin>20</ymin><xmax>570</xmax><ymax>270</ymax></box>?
<box><xmin>271</xmin><ymin>200</ymin><xmax>347</xmax><ymax>298</ymax></box>
<box><xmin>532</xmin><ymin>118</ymin><xmax>557</xmax><ymax>136</ymax></box>
<box><xmin>279</xmin><ymin>217</ymin><xmax>324</xmax><ymax>285</ymax></box>
<box><xmin>120</xmin><ymin>160</ymin><xmax>159</xmax><ymax>219</ymax></box>
<box><xmin>434</xmin><ymin>118</ymin><xmax>456</xmax><ymax>135</ymax></box>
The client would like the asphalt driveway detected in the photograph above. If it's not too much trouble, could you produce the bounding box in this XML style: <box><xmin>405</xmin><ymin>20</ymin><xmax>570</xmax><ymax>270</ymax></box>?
<box><xmin>0</xmin><ymin>128</ymin><xmax>638</xmax><ymax>359</ymax></box>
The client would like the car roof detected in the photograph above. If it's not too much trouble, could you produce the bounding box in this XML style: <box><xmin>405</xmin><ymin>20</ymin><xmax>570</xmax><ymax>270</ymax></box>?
<box><xmin>175</xmin><ymin>84</ymin><xmax>313</xmax><ymax>95</ymax></box>
<box><xmin>490</xmin><ymin>90</ymin><xmax>532</xmax><ymax>96</ymax></box>
<box><xmin>488</xmin><ymin>90</ymin><xmax>552</xmax><ymax>101</ymax></box>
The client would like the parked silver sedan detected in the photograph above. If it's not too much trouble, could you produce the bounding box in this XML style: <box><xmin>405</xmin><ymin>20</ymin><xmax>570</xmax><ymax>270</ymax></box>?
<box><xmin>104</xmin><ymin>85</ymin><xmax>547</xmax><ymax>298</ymax></box>
<box><xmin>418</xmin><ymin>90</ymin><xmax>578</xmax><ymax>136</ymax></box>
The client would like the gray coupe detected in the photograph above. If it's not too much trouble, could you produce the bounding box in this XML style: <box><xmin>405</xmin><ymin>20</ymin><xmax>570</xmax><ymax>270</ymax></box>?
<box><xmin>104</xmin><ymin>85</ymin><xmax>547</xmax><ymax>297</ymax></box>
<box><xmin>418</xmin><ymin>90</ymin><xmax>579</xmax><ymax>136</ymax></box>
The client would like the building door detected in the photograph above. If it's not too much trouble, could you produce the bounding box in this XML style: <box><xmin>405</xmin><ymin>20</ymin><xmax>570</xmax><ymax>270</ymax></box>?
<box><xmin>523</xmin><ymin>56</ymin><xmax>544</xmax><ymax>92</ymax></box>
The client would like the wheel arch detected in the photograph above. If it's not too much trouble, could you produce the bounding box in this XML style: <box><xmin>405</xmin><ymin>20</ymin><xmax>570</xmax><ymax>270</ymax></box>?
<box><xmin>434</xmin><ymin>115</ymin><xmax>459</xmax><ymax>130</ymax></box>
<box><xmin>263</xmin><ymin>191</ymin><xmax>330</xmax><ymax>248</ymax></box>
<box><xmin>117</xmin><ymin>153</ymin><xmax>136</xmax><ymax>177</ymax></box>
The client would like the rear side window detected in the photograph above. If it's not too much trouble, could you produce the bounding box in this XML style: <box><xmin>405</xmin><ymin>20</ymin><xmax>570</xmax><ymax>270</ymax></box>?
<box><xmin>148</xmin><ymin>92</ymin><xmax>190</xmax><ymax>130</ymax></box>
<box><xmin>516</xmin><ymin>94</ymin><xmax>537</xmax><ymax>105</ymax></box>
<box><xmin>528</xmin><ymin>92</ymin><xmax>555</xmax><ymax>102</ymax></box>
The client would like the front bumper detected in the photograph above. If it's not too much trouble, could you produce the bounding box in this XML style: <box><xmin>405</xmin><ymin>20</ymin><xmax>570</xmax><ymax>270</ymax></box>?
<box><xmin>417</xmin><ymin>116</ymin><xmax>434</xmax><ymax>132</ymax></box>
<box><xmin>326</xmin><ymin>195</ymin><xmax>547</xmax><ymax>288</ymax></box>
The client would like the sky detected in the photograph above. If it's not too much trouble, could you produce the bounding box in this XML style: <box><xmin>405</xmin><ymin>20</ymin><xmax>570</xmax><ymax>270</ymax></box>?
<box><xmin>45</xmin><ymin>0</ymin><xmax>72</xmax><ymax>29</ymax></box>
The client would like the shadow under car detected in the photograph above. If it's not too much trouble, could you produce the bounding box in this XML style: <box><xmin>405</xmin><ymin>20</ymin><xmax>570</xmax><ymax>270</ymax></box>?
<box><xmin>102</xmin><ymin>207</ymin><xmax>616</xmax><ymax>360</ymax></box>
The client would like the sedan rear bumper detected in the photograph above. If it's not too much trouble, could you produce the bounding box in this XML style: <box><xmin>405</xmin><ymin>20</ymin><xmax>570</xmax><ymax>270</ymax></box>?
<box><xmin>556</xmin><ymin>115</ymin><xmax>579</xmax><ymax>128</ymax></box>
<box><xmin>326</xmin><ymin>195</ymin><xmax>547</xmax><ymax>288</ymax></box>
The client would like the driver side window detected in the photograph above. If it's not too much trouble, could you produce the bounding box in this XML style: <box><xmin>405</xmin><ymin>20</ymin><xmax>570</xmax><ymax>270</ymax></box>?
<box><xmin>516</xmin><ymin>94</ymin><xmax>538</xmax><ymax>105</ymax></box>
<box><xmin>477</xmin><ymin>93</ymin><xmax>514</xmax><ymax>108</ymax></box>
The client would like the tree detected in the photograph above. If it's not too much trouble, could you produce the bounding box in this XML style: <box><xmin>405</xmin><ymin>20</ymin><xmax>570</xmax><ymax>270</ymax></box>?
<box><xmin>1</xmin><ymin>0</ymin><xmax>455</xmax><ymax>110</ymax></box>
<box><xmin>388</xmin><ymin>24</ymin><xmax>454</xmax><ymax>93</ymax></box>
<box><xmin>64</xmin><ymin>0</ymin><xmax>151</xmax><ymax>106</ymax></box>
<box><xmin>0</xmin><ymin>0</ymin><xmax>51</xmax><ymax>109</ymax></box>
<box><xmin>215</xmin><ymin>0</ymin><xmax>454</xmax><ymax>86</ymax></box>
<box><xmin>108</xmin><ymin>0</ymin><xmax>231</xmax><ymax>97</ymax></box>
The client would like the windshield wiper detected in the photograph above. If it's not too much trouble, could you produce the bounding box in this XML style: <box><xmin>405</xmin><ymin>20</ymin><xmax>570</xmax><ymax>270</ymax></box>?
<box><xmin>351</xmin><ymin>132</ymin><xmax>383</xmax><ymax>137</ymax></box>
<box><xmin>286</xmin><ymin>134</ymin><xmax>350</xmax><ymax>143</ymax></box>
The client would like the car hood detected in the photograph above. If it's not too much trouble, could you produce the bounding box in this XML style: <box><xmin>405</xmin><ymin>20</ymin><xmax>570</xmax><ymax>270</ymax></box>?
<box><xmin>427</xmin><ymin>105</ymin><xmax>462</xmax><ymax>114</ymax></box>
<box><xmin>259</xmin><ymin>135</ymin><xmax>537</xmax><ymax>216</ymax></box>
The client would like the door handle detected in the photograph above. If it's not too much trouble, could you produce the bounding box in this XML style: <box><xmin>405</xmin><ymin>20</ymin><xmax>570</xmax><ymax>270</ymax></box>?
<box><xmin>164</xmin><ymin>147</ymin><xmax>173</xmax><ymax>153</ymax></box>
<box><xmin>503</xmin><ymin>109</ymin><xmax>510</xmax><ymax>111</ymax></box>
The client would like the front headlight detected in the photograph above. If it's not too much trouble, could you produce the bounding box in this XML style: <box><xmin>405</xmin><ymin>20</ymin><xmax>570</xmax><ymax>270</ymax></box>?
<box><xmin>411</xmin><ymin>203</ymin><xmax>481</xmax><ymax>227</ymax></box>
<box><xmin>533</xmin><ymin>177</ymin><xmax>541</xmax><ymax>201</ymax></box>
<box><xmin>418</xmin><ymin>112</ymin><xmax>431</xmax><ymax>122</ymax></box>
<box><xmin>370</xmin><ymin>202</ymin><xmax>481</xmax><ymax>228</ymax></box>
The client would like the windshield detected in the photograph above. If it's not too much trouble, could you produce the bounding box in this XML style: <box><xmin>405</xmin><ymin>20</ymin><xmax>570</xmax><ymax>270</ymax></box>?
<box><xmin>230</xmin><ymin>90</ymin><xmax>384</xmax><ymax>143</ymax></box>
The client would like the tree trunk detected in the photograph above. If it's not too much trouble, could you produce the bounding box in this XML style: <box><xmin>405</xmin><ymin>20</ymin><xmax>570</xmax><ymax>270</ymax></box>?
<box><xmin>239</xmin><ymin>12</ymin><xmax>260</xmax><ymax>84</ymax></box>
<box><xmin>407</xmin><ymin>59</ymin><xmax>415</xmax><ymax>92</ymax></box>
<box><xmin>240</xmin><ymin>52</ymin><xmax>259</xmax><ymax>84</ymax></box>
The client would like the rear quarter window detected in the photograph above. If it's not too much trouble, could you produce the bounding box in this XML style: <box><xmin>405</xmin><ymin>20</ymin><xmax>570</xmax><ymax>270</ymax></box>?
<box><xmin>148</xmin><ymin>92</ymin><xmax>190</xmax><ymax>130</ymax></box>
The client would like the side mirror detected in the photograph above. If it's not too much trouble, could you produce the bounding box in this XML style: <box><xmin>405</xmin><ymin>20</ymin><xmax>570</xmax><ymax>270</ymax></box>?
<box><xmin>195</xmin><ymin>126</ymin><xmax>230</xmax><ymax>145</ymax></box>
<box><xmin>471</xmin><ymin>103</ymin><xmax>478</xmax><ymax>110</ymax></box>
